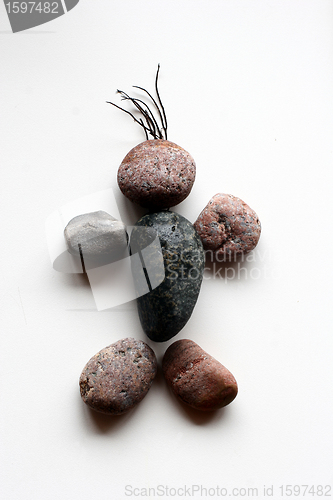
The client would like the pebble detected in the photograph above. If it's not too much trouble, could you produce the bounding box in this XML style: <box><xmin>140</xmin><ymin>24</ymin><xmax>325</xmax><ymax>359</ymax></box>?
<box><xmin>194</xmin><ymin>193</ymin><xmax>261</xmax><ymax>260</ymax></box>
<box><xmin>162</xmin><ymin>339</ymin><xmax>238</xmax><ymax>411</ymax></box>
<box><xmin>117</xmin><ymin>139</ymin><xmax>196</xmax><ymax>209</ymax></box>
<box><xmin>64</xmin><ymin>210</ymin><xmax>128</xmax><ymax>262</ymax></box>
<box><xmin>131</xmin><ymin>211</ymin><xmax>205</xmax><ymax>342</ymax></box>
<box><xmin>79</xmin><ymin>338</ymin><xmax>157</xmax><ymax>415</ymax></box>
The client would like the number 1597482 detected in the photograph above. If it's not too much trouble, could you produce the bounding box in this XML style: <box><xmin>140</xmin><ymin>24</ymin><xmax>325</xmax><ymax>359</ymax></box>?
<box><xmin>5</xmin><ymin>2</ymin><xmax>60</xmax><ymax>14</ymax></box>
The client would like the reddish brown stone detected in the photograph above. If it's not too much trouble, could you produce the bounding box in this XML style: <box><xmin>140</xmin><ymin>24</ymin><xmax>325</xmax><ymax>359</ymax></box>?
<box><xmin>194</xmin><ymin>193</ymin><xmax>261</xmax><ymax>261</ymax></box>
<box><xmin>79</xmin><ymin>338</ymin><xmax>157</xmax><ymax>415</ymax></box>
<box><xmin>162</xmin><ymin>339</ymin><xmax>238</xmax><ymax>411</ymax></box>
<box><xmin>117</xmin><ymin>139</ymin><xmax>196</xmax><ymax>209</ymax></box>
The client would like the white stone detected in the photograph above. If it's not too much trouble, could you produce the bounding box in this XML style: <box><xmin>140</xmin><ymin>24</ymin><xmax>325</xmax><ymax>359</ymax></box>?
<box><xmin>64</xmin><ymin>211</ymin><xmax>128</xmax><ymax>260</ymax></box>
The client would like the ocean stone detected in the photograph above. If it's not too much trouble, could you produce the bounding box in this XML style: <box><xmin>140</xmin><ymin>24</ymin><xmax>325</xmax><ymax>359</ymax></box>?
<box><xmin>163</xmin><ymin>339</ymin><xmax>238</xmax><ymax>411</ymax></box>
<box><xmin>117</xmin><ymin>139</ymin><xmax>196</xmax><ymax>209</ymax></box>
<box><xmin>79</xmin><ymin>338</ymin><xmax>157</xmax><ymax>415</ymax></box>
<box><xmin>130</xmin><ymin>211</ymin><xmax>204</xmax><ymax>342</ymax></box>
<box><xmin>64</xmin><ymin>210</ymin><xmax>128</xmax><ymax>264</ymax></box>
<box><xmin>194</xmin><ymin>193</ymin><xmax>261</xmax><ymax>261</ymax></box>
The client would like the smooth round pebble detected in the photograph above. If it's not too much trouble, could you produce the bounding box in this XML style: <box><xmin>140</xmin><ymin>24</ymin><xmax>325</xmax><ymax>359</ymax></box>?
<box><xmin>162</xmin><ymin>339</ymin><xmax>238</xmax><ymax>411</ymax></box>
<box><xmin>117</xmin><ymin>139</ymin><xmax>196</xmax><ymax>209</ymax></box>
<box><xmin>79</xmin><ymin>338</ymin><xmax>157</xmax><ymax>415</ymax></box>
<box><xmin>194</xmin><ymin>193</ymin><xmax>261</xmax><ymax>260</ymax></box>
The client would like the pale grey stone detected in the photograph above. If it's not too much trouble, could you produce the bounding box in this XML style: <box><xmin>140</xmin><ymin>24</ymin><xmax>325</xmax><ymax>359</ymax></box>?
<box><xmin>64</xmin><ymin>211</ymin><xmax>128</xmax><ymax>260</ymax></box>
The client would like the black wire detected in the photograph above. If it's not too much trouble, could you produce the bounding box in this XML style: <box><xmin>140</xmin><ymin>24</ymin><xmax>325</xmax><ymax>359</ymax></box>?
<box><xmin>106</xmin><ymin>100</ymin><xmax>153</xmax><ymax>137</ymax></box>
<box><xmin>118</xmin><ymin>91</ymin><xmax>162</xmax><ymax>139</ymax></box>
<box><xmin>155</xmin><ymin>64</ymin><xmax>168</xmax><ymax>140</ymax></box>
<box><xmin>107</xmin><ymin>65</ymin><xmax>168</xmax><ymax>141</ymax></box>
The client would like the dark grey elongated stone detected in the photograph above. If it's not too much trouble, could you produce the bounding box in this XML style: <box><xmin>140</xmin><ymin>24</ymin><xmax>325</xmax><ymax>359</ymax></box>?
<box><xmin>130</xmin><ymin>211</ymin><xmax>205</xmax><ymax>342</ymax></box>
<box><xmin>64</xmin><ymin>211</ymin><xmax>128</xmax><ymax>266</ymax></box>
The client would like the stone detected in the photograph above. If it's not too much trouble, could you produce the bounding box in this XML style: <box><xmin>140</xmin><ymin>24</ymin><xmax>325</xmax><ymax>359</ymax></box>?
<box><xmin>79</xmin><ymin>338</ymin><xmax>157</xmax><ymax>415</ymax></box>
<box><xmin>64</xmin><ymin>210</ymin><xmax>128</xmax><ymax>263</ymax></box>
<box><xmin>117</xmin><ymin>139</ymin><xmax>196</xmax><ymax>209</ymax></box>
<box><xmin>130</xmin><ymin>211</ymin><xmax>205</xmax><ymax>342</ymax></box>
<box><xmin>162</xmin><ymin>339</ymin><xmax>238</xmax><ymax>411</ymax></box>
<box><xmin>194</xmin><ymin>193</ymin><xmax>261</xmax><ymax>261</ymax></box>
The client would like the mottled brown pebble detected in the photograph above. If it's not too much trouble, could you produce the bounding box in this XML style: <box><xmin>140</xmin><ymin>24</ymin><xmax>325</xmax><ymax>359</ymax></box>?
<box><xmin>117</xmin><ymin>139</ymin><xmax>196</xmax><ymax>209</ymax></box>
<box><xmin>79</xmin><ymin>338</ymin><xmax>157</xmax><ymax>415</ymax></box>
<box><xmin>162</xmin><ymin>339</ymin><xmax>238</xmax><ymax>411</ymax></box>
<box><xmin>194</xmin><ymin>193</ymin><xmax>261</xmax><ymax>260</ymax></box>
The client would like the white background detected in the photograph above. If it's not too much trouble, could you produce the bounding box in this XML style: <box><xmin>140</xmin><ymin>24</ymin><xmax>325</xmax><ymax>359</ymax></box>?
<box><xmin>1</xmin><ymin>1</ymin><xmax>333</xmax><ymax>499</ymax></box>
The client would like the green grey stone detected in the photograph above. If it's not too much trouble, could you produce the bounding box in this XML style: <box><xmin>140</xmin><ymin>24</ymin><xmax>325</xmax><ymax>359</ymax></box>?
<box><xmin>130</xmin><ymin>211</ymin><xmax>205</xmax><ymax>342</ymax></box>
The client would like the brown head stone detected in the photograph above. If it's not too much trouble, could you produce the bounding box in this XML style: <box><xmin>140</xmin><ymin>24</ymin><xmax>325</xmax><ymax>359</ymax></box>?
<box><xmin>117</xmin><ymin>139</ymin><xmax>196</xmax><ymax>209</ymax></box>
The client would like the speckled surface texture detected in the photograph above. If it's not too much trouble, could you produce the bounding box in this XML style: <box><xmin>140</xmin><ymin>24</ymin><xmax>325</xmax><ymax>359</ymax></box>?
<box><xmin>64</xmin><ymin>210</ymin><xmax>128</xmax><ymax>258</ymax></box>
<box><xmin>163</xmin><ymin>339</ymin><xmax>238</xmax><ymax>411</ymax></box>
<box><xmin>117</xmin><ymin>139</ymin><xmax>196</xmax><ymax>209</ymax></box>
<box><xmin>194</xmin><ymin>193</ymin><xmax>261</xmax><ymax>260</ymax></box>
<box><xmin>79</xmin><ymin>338</ymin><xmax>157</xmax><ymax>415</ymax></box>
<box><xmin>131</xmin><ymin>211</ymin><xmax>205</xmax><ymax>342</ymax></box>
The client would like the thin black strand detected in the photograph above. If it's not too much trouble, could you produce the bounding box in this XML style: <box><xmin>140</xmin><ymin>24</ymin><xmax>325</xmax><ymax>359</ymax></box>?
<box><xmin>130</xmin><ymin>97</ymin><xmax>163</xmax><ymax>139</ymax></box>
<box><xmin>116</xmin><ymin>91</ymin><xmax>157</xmax><ymax>137</ymax></box>
<box><xmin>155</xmin><ymin>64</ymin><xmax>168</xmax><ymax>140</ymax></box>
<box><xmin>107</xmin><ymin>65</ymin><xmax>168</xmax><ymax>140</ymax></box>
<box><xmin>106</xmin><ymin>100</ymin><xmax>153</xmax><ymax>137</ymax></box>
<box><xmin>140</xmin><ymin>118</ymin><xmax>149</xmax><ymax>140</ymax></box>
<box><xmin>133</xmin><ymin>65</ymin><xmax>168</xmax><ymax>139</ymax></box>
<box><xmin>133</xmin><ymin>85</ymin><xmax>166</xmax><ymax>139</ymax></box>
<box><xmin>118</xmin><ymin>91</ymin><xmax>162</xmax><ymax>139</ymax></box>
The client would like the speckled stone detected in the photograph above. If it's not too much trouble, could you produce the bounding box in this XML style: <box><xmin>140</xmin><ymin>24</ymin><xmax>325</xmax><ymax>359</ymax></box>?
<box><xmin>117</xmin><ymin>139</ymin><xmax>196</xmax><ymax>209</ymax></box>
<box><xmin>130</xmin><ymin>211</ymin><xmax>205</xmax><ymax>342</ymax></box>
<box><xmin>194</xmin><ymin>193</ymin><xmax>261</xmax><ymax>260</ymax></box>
<box><xmin>64</xmin><ymin>210</ymin><xmax>128</xmax><ymax>260</ymax></box>
<box><xmin>163</xmin><ymin>339</ymin><xmax>238</xmax><ymax>411</ymax></box>
<box><xmin>79</xmin><ymin>338</ymin><xmax>157</xmax><ymax>415</ymax></box>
